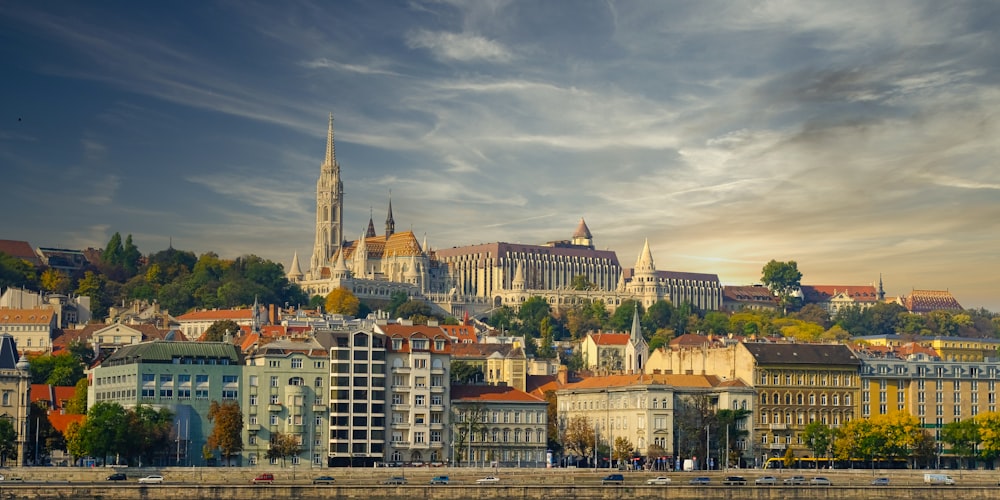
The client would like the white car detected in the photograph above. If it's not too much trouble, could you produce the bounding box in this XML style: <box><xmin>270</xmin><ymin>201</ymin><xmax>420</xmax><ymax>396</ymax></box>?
<box><xmin>138</xmin><ymin>475</ymin><xmax>164</xmax><ymax>484</ymax></box>
<box><xmin>476</xmin><ymin>476</ymin><xmax>500</xmax><ymax>484</ymax></box>
<box><xmin>646</xmin><ymin>476</ymin><xmax>672</xmax><ymax>485</ymax></box>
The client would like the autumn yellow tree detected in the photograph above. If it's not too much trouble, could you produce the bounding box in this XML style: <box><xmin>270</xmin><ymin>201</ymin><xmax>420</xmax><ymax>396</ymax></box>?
<box><xmin>325</xmin><ymin>287</ymin><xmax>360</xmax><ymax>316</ymax></box>
<box><xmin>40</xmin><ymin>268</ymin><xmax>71</xmax><ymax>294</ymax></box>
<box><xmin>206</xmin><ymin>400</ymin><xmax>243</xmax><ymax>466</ymax></box>
<box><xmin>613</xmin><ymin>436</ymin><xmax>635</xmax><ymax>465</ymax></box>
<box><xmin>563</xmin><ymin>415</ymin><xmax>596</xmax><ymax>460</ymax></box>
<box><xmin>975</xmin><ymin>412</ymin><xmax>1000</xmax><ymax>462</ymax></box>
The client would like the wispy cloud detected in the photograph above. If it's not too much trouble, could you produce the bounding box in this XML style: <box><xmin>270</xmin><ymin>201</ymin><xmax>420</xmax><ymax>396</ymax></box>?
<box><xmin>406</xmin><ymin>30</ymin><xmax>513</xmax><ymax>62</ymax></box>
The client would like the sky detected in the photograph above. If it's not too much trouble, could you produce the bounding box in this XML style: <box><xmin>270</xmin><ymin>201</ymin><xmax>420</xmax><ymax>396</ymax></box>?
<box><xmin>1</xmin><ymin>1</ymin><xmax>998</xmax><ymax>311</ymax></box>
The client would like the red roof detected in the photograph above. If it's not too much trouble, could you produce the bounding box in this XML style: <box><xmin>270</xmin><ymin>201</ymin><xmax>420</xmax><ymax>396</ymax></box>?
<box><xmin>0</xmin><ymin>239</ymin><xmax>41</xmax><ymax>266</ymax></box>
<box><xmin>451</xmin><ymin>384</ymin><xmax>545</xmax><ymax>403</ymax></box>
<box><xmin>176</xmin><ymin>309</ymin><xmax>254</xmax><ymax>321</ymax></box>
<box><xmin>801</xmin><ymin>285</ymin><xmax>879</xmax><ymax>303</ymax></box>
<box><xmin>440</xmin><ymin>324</ymin><xmax>478</xmax><ymax>343</ymax></box>
<box><xmin>589</xmin><ymin>333</ymin><xmax>630</xmax><ymax>346</ymax></box>
<box><xmin>669</xmin><ymin>333</ymin><xmax>712</xmax><ymax>348</ymax></box>
<box><xmin>0</xmin><ymin>308</ymin><xmax>55</xmax><ymax>325</ymax></box>
<box><xmin>30</xmin><ymin>384</ymin><xmax>77</xmax><ymax>411</ymax></box>
<box><xmin>904</xmin><ymin>289</ymin><xmax>963</xmax><ymax>313</ymax></box>
<box><xmin>48</xmin><ymin>412</ymin><xmax>85</xmax><ymax>434</ymax></box>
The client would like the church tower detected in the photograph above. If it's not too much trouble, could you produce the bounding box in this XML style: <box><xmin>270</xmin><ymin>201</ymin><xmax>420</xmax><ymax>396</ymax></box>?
<box><xmin>309</xmin><ymin>113</ymin><xmax>344</xmax><ymax>278</ymax></box>
<box><xmin>385</xmin><ymin>194</ymin><xmax>395</xmax><ymax>240</ymax></box>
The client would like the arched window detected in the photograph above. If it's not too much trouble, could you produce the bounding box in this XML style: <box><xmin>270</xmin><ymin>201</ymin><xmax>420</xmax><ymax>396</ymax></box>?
<box><xmin>314</xmin><ymin>377</ymin><xmax>323</xmax><ymax>388</ymax></box>
<box><xmin>288</xmin><ymin>377</ymin><xmax>304</xmax><ymax>386</ymax></box>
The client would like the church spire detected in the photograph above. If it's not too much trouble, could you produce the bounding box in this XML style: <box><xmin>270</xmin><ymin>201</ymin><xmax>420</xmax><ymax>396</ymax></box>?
<box><xmin>629</xmin><ymin>303</ymin><xmax>642</xmax><ymax>344</ymax></box>
<box><xmin>324</xmin><ymin>112</ymin><xmax>336</xmax><ymax>169</ymax></box>
<box><xmin>366</xmin><ymin>207</ymin><xmax>377</xmax><ymax>238</ymax></box>
<box><xmin>385</xmin><ymin>192</ymin><xmax>395</xmax><ymax>239</ymax></box>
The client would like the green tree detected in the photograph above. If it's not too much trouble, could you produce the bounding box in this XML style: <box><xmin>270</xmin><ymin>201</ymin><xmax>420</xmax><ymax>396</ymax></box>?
<box><xmin>207</xmin><ymin>400</ymin><xmax>243</xmax><ymax>466</ymax></box>
<box><xmin>387</xmin><ymin>290</ymin><xmax>409</xmax><ymax>317</ymax></box>
<box><xmin>308</xmin><ymin>294</ymin><xmax>326</xmax><ymax>310</ymax></box>
<box><xmin>452</xmin><ymin>405</ymin><xmax>489</xmax><ymax>465</ymax></box>
<box><xmin>102</xmin><ymin>232</ymin><xmax>124</xmax><ymax>267</ymax></box>
<box><xmin>791</xmin><ymin>303</ymin><xmax>831</xmax><ymax>329</ymax></box>
<box><xmin>536</xmin><ymin>317</ymin><xmax>556</xmax><ymax>359</ymax></box>
<box><xmin>571</xmin><ymin>274</ymin><xmax>595</xmax><ymax>291</ymax></box>
<box><xmin>699</xmin><ymin>311</ymin><xmax>731</xmax><ymax>336</ymax></box>
<box><xmin>122</xmin><ymin>234</ymin><xmax>141</xmax><ymax>276</ymax></box>
<box><xmin>0</xmin><ymin>418</ymin><xmax>18</xmax><ymax>466</ymax></box>
<box><xmin>203</xmin><ymin>319</ymin><xmax>241</xmax><ymax>342</ymax></box>
<box><xmin>129</xmin><ymin>405</ymin><xmax>174</xmax><ymax>466</ymax></box>
<box><xmin>450</xmin><ymin>361</ymin><xmax>483</xmax><ymax>384</ymax></box>
<box><xmin>75</xmin><ymin>271</ymin><xmax>108</xmax><ymax>319</ymax></box>
<box><xmin>942</xmin><ymin>418</ymin><xmax>979</xmax><ymax>469</ymax></box>
<box><xmin>517</xmin><ymin>296</ymin><xmax>552</xmax><ymax>337</ymax></box>
<box><xmin>761</xmin><ymin>260</ymin><xmax>802</xmax><ymax>313</ymax></box>
<box><xmin>394</xmin><ymin>299</ymin><xmax>433</xmax><ymax>321</ymax></box>
<box><xmin>28</xmin><ymin>352</ymin><xmax>84</xmax><ymax>386</ymax></box>
<box><xmin>802</xmin><ymin>421</ymin><xmax>834</xmax><ymax>461</ymax></box>
<box><xmin>65</xmin><ymin>377</ymin><xmax>89</xmax><ymax>414</ymax></box>
<box><xmin>0</xmin><ymin>251</ymin><xmax>38</xmax><ymax>290</ymax></box>
<box><xmin>608</xmin><ymin>300</ymin><xmax>643</xmax><ymax>332</ymax></box>
<box><xmin>325</xmin><ymin>287</ymin><xmax>360</xmax><ymax>316</ymax></box>
<box><xmin>643</xmin><ymin>300</ymin><xmax>674</xmax><ymax>334</ymax></box>
<box><xmin>74</xmin><ymin>402</ymin><xmax>130</xmax><ymax>465</ymax></box>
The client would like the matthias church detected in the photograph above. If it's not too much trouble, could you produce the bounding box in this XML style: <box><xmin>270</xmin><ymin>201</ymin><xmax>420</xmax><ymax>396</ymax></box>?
<box><xmin>287</xmin><ymin>115</ymin><xmax>723</xmax><ymax>318</ymax></box>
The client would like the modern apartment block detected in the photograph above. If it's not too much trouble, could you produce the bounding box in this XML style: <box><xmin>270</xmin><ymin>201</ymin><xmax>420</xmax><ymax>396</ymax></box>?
<box><xmin>313</xmin><ymin>328</ymin><xmax>387</xmax><ymax>467</ymax></box>
<box><xmin>88</xmin><ymin>341</ymin><xmax>243</xmax><ymax>466</ymax></box>
<box><xmin>242</xmin><ymin>338</ymin><xmax>329</xmax><ymax>467</ymax></box>
<box><xmin>376</xmin><ymin>322</ymin><xmax>452</xmax><ymax>465</ymax></box>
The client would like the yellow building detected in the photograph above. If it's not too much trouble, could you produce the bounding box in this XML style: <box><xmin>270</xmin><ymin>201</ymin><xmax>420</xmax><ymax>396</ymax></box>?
<box><xmin>645</xmin><ymin>341</ymin><xmax>861</xmax><ymax>464</ymax></box>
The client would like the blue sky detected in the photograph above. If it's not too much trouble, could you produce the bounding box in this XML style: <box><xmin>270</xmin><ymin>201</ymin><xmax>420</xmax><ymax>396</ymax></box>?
<box><xmin>2</xmin><ymin>1</ymin><xmax>998</xmax><ymax>311</ymax></box>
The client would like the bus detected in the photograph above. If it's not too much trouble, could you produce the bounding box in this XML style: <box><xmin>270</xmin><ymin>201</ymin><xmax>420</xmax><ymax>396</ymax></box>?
<box><xmin>763</xmin><ymin>457</ymin><xmax>908</xmax><ymax>470</ymax></box>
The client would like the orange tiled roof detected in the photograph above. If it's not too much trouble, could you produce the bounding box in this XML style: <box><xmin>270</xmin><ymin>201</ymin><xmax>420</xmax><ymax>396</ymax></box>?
<box><xmin>440</xmin><ymin>324</ymin><xmax>478</xmax><ymax>343</ymax></box>
<box><xmin>723</xmin><ymin>285</ymin><xmax>777</xmax><ymax>302</ymax></box>
<box><xmin>48</xmin><ymin>412</ymin><xmax>85</xmax><ymax>434</ymax></box>
<box><xmin>450</xmin><ymin>343</ymin><xmax>512</xmax><ymax>358</ymax></box>
<box><xmin>0</xmin><ymin>239</ymin><xmax>41</xmax><ymax>266</ymax></box>
<box><xmin>0</xmin><ymin>308</ymin><xmax>55</xmax><ymax>325</ymax></box>
<box><xmin>904</xmin><ymin>289</ymin><xmax>963</xmax><ymax>313</ymax></box>
<box><xmin>801</xmin><ymin>285</ymin><xmax>879</xmax><ymax>303</ymax></box>
<box><xmin>562</xmin><ymin>373</ymin><xmax>723</xmax><ymax>390</ymax></box>
<box><xmin>175</xmin><ymin>309</ymin><xmax>254</xmax><ymax>321</ymax></box>
<box><xmin>589</xmin><ymin>332</ymin><xmax>630</xmax><ymax>346</ymax></box>
<box><xmin>451</xmin><ymin>384</ymin><xmax>545</xmax><ymax>403</ymax></box>
<box><xmin>669</xmin><ymin>333</ymin><xmax>711</xmax><ymax>348</ymax></box>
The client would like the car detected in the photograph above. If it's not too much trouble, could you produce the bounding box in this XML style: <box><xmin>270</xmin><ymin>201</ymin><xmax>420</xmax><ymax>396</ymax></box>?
<box><xmin>137</xmin><ymin>475</ymin><xmax>163</xmax><ymax>484</ymax></box>
<box><xmin>809</xmin><ymin>477</ymin><xmax>833</xmax><ymax>486</ymax></box>
<box><xmin>783</xmin><ymin>475</ymin><xmax>807</xmax><ymax>485</ymax></box>
<box><xmin>689</xmin><ymin>477</ymin><xmax>711</xmax><ymax>485</ymax></box>
<box><xmin>383</xmin><ymin>476</ymin><xmax>408</xmax><ymax>485</ymax></box>
<box><xmin>312</xmin><ymin>475</ymin><xmax>336</xmax><ymax>485</ymax></box>
<box><xmin>252</xmin><ymin>473</ymin><xmax>274</xmax><ymax>485</ymax></box>
<box><xmin>646</xmin><ymin>476</ymin><xmax>672</xmax><ymax>485</ymax></box>
<box><xmin>601</xmin><ymin>474</ymin><xmax>624</xmax><ymax>485</ymax></box>
<box><xmin>429</xmin><ymin>476</ymin><xmax>450</xmax><ymax>485</ymax></box>
<box><xmin>476</xmin><ymin>476</ymin><xmax>501</xmax><ymax>484</ymax></box>
<box><xmin>871</xmin><ymin>477</ymin><xmax>890</xmax><ymax>486</ymax></box>
<box><xmin>754</xmin><ymin>476</ymin><xmax>778</xmax><ymax>485</ymax></box>
<box><xmin>723</xmin><ymin>476</ymin><xmax>747</xmax><ymax>486</ymax></box>
<box><xmin>106</xmin><ymin>473</ymin><xmax>127</xmax><ymax>481</ymax></box>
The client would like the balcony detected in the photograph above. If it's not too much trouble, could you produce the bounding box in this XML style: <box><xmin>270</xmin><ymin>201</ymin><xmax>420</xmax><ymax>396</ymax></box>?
<box><xmin>312</xmin><ymin>404</ymin><xmax>327</xmax><ymax>412</ymax></box>
<box><xmin>768</xmin><ymin>423</ymin><xmax>788</xmax><ymax>430</ymax></box>
<box><xmin>390</xmin><ymin>441</ymin><xmax>410</xmax><ymax>447</ymax></box>
<box><xmin>429</xmin><ymin>441</ymin><xmax>444</xmax><ymax>448</ymax></box>
<box><xmin>430</xmin><ymin>404</ymin><xmax>444</xmax><ymax>412</ymax></box>
<box><xmin>391</xmin><ymin>422</ymin><xmax>410</xmax><ymax>429</ymax></box>
<box><xmin>765</xmin><ymin>443</ymin><xmax>786</xmax><ymax>450</ymax></box>
<box><xmin>429</xmin><ymin>386</ymin><xmax>445</xmax><ymax>394</ymax></box>
<box><xmin>430</xmin><ymin>367</ymin><xmax>445</xmax><ymax>375</ymax></box>
<box><xmin>248</xmin><ymin>423</ymin><xmax>261</xmax><ymax>431</ymax></box>
<box><xmin>392</xmin><ymin>366</ymin><xmax>411</xmax><ymax>373</ymax></box>
<box><xmin>392</xmin><ymin>385</ymin><xmax>411</xmax><ymax>391</ymax></box>
<box><xmin>391</xmin><ymin>404</ymin><xmax>411</xmax><ymax>411</ymax></box>
<box><xmin>268</xmin><ymin>404</ymin><xmax>282</xmax><ymax>412</ymax></box>
<box><xmin>429</xmin><ymin>422</ymin><xmax>445</xmax><ymax>430</ymax></box>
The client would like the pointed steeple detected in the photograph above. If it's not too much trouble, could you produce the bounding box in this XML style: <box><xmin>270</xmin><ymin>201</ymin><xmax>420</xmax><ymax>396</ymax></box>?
<box><xmin>287</xmin><ymin>251</ymin><xmax>303</xmax><ymax>280</ymax></box>
<box><xmin>385</xmin><ymin>192</ymin><xmax>395</xmax><ymax>239</ymax></box>
<box><xmin>572</xmin><ymin>217</ymin><xmax>594</xmax><ymax>248</ymax></box>
<box><xmin>634</xmin><ymin>239</ymin><xmax>656</xmax><ymax>274</ymax></box>
<box><xmin>422</xmin><ymin>233</ymin><xmax>428</xmax><ymax>255</ymax></box>
<box><xmin>512</xmin><ymin>260</ymin><xmax>526</xmax><ymax>290</ymax></box>
<box><xmin>366</xmin><ymin>207</ymin><xmax>377</xmax><ymax>238</ymax></box>
<box><xmin>629</xmin><ymin>304</ymin><xmax>642</xmax><ymax>344</ymax></box>
<box><xmin>324</xmin><ymin>112</ymin><xmax>336</xmax><ymax>169</ymax></box>
<box><xmin>878</xmin><ymin>273</ymin><xmax>885</xmax><ymax>301</ymax></box>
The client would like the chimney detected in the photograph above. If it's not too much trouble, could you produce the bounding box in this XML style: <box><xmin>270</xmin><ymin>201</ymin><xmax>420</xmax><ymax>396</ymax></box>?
<box><xmin>557</xmin><ymin>365</ymin><xmax>568</xmax><ymax>385</ymax></box>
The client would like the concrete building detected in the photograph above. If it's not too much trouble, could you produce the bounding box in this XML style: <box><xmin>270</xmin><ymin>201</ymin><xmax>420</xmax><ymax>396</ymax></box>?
<box><xmin>242</xmin><ymin>337</ymin><xmax>329</xmax><ymax>467</ymax></box>
<box><xmin>313</xmin><ymin>327</ymin><xmax>388</xmax><ymax>467</ymax></box>
<box><xmin>87</xmin><ymin>341</ymin><xmax>243</xmax><ymax>466</ymax></box>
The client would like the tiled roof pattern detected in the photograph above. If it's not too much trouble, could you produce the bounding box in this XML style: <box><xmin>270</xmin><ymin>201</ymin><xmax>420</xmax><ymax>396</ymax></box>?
<box><xmin>561</xmin><ymin>373</ymin><xmax>724</xmax><ymax>390</ymax></box>
<box><xmin>0</xmin><ymin>308</ymin><xmax>55</xmax><ymax>325</ymax></box>
<box><xmin>723</xmin><ymin>285</ymin><xmax>777</xmax><ymax>302</ymax></box>
<box><xmin>451</xmin><ymin>343</ymin><xmax>512</xmax><ymax>358</ymax></box>
<box><xmin>175</xmin><ymin>309</ymin><xmax>254</xmax><ymax>321</ymax></box>
<box><xmin>801</xmin><ymin>285</ymin><xmax>879</xmax><ymax>303</ymax></box>
<box><xmin>742</xmin><ymin>343</ymin><xmax>860</xmax><ymax>366</ymax></box>
<box><xmin>905</xmin><ymin>289</ymin><xmax>963</xmax><ymax>313</ymax></box>
<box><xmin>48</xmin><ymin>413</ymin><xmax>85</xmax><ymax>434</ymax></box>
<box><xmin>451</xmin><ymin>384</ymin><xmax>545</xmax><ymax>403</ymax></box>
<box><xmin>669</xmin><ymin>333</ymin><xmax>711</xmax><ymax>347</ymax></box>
<box><xmin>0</xmin><ymin>239</ymin><xmax>41</xmax><ymax>265</ymax></box>
<box><xmin>589</xmin><ymin>333</ymin><xmax>630</xmax><ymax>346</ymax></box>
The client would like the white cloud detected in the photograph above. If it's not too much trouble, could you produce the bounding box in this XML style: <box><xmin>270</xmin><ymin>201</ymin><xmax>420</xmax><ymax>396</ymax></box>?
<box><xmin>406</xmin><ymin>30</ymin><xmax>513</xmax><ymax>62</ymax></box>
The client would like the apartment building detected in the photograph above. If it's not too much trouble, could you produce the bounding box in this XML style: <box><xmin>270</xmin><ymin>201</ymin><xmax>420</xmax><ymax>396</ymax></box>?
<box><xmin>451</xmin><ymin>384</ymin><xmax>548</xmax><ymax>467</ymax></box>
<box><xmin>242</xmin><ymin>338</ymin><xmax>329</xmax><ymax>467</ymax></box>
<box><xmin>376</xmin><ymin>322</ymin><xmax>452</xmax><ymax>465</ymax></box>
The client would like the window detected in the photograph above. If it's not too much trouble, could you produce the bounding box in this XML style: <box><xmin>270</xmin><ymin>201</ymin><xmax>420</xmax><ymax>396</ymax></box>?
<box><xmin>415</xmin><ymin>395</ymin><xmax>425</xmax><ymax>406</ymax></box>
<box><xmin>431</xmin><ymin>395</ymin><xmax>442</xmax><ymax>406</ymax></box>
<box><xmin>269</xmin><ymin>360</ymin><xmax>280</xmax><ymax>368</ymax></box>
<box><xmin>250</xmin><ymin>395</ymin><xmax>258</xmax><ymax>406</ymax></box>
<box><xmin>291</xmin><ymin>358</ymin><xmax>303</xmax><ymax>369</ymax></box>
<box><xmin>414</xmin><ymin>358</ymin><xmax>427</xmax><ymax>369</ymax></box>
<box><xmin>270</xmin><ymin>376</ymin><xmax>279</xmax><ymax>387</ymax></box>
<box><xmin>414</xmin><ymin>432</ymin><xmax>425</xmax><ymax>443</ymax></box>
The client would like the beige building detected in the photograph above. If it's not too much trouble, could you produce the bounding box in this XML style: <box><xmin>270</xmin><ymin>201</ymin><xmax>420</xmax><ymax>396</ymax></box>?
<box><xmin>451</xmin><ymin>384</ymin><xmax>548</xmax><ymax>467</ymax></box>
<box><xmin>0</xmin><ymin>334</ymin><xmax>31</xmax><ymax>466</ymax></box>
<box><xmin>556</xmin><ymin>373</ymin><xmax>754</xmax><ymax>467</ymax></box>
<box><xmin>645</xmin><ymin>342</ymin><xmax>861</xmax><ymax>464</ymax></box>
<box><xmin>0</xmin><ymin>308</ymin><xmax>57</xmax><ymax>352</ymax></box>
